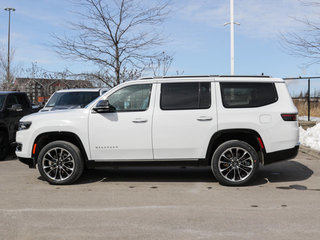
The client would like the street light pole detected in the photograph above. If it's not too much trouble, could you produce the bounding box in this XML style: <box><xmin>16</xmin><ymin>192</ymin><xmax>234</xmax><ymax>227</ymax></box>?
<box><xmin>224</xmin><ymin>0</ymin><xmax>239</xmax><ymax>75</ymax></box>
<box><xmin>4</xmin><ymin>7</ymin><xmax>15</xmax><ymax>89</ymax></box>
<box><xmin>230</xmin><ymin>0</ymin><xmax>234</xmax><ymax>75</ymax></box>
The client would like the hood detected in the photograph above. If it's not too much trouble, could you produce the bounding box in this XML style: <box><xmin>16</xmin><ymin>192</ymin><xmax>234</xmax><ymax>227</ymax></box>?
<box><xmin>40</xmin><ymin>105</ymin><xmax>83</xmax><ymax>112</ymax></box>
<box><xmin>20</xmin><ymin>108</ymin><xmax>87</xmax><ymax>122</ymax></box>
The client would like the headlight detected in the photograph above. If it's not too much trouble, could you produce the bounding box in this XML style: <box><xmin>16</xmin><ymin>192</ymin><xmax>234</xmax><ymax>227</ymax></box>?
<box><xmin>18</xmin><ymin>121</ymin><xmax>32</xmax><ymax>131</ymax></box>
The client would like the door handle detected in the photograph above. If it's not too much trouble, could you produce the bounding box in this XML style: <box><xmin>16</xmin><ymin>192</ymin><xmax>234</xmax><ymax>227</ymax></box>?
<box><xmin>132</xmin><ymin>118</ymin><xmax>148</xmax><ymax>123</ymax></box>
<box><xmin>197</xmin><ymin>116</ymin><xmax>212</xmax><ymax>121</ymax></box>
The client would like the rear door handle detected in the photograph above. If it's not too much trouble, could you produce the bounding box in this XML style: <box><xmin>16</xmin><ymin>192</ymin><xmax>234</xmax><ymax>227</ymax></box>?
<box><xmin>132</xmin><ymin>118</ymin><xmax>148</xmax><ymax>123</ymax></box>
<box><xmin>197</xmin><ymin>116</ymin><xmax>212</xmax><ymax>121</ymax></box>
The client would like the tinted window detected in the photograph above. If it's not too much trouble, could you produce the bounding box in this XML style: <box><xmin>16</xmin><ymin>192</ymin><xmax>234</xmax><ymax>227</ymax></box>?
<box><xmin>220</xmin><ymin>82</ymin><xmax>278</xmax><ymax>108</ymax></box>
<box><xmin>6</xmin><ymin>95</ymin><xmax>18</xmax><ymax>108</ymax></box>
<box><xmin>16</xmin><ymin>94</ymin><xmax>30</xmax><ymax>108</ymax></box>
<box><xmin>160</xmin><ymin>82</ymin><xmax>211</xmax><ymax>110</ymax></box>
<box><xmin>107</xmin><ymin>84</ymin><xmax>152</xmax><ymax>111</ymax></box>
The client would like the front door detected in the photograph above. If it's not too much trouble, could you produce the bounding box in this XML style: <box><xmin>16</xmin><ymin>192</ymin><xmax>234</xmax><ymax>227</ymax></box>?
<box><xmin>88</xmin><ymin>83</ymin><xmax>155</xmax><ymax>161</ymax></box>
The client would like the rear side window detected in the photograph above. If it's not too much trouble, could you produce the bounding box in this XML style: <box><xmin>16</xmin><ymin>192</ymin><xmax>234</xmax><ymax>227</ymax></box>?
<box><xmin>160</xmin><ymin>82</ymin><xmax>211</xmax><ymax>110</ymax></box>
<box><xmin>220</xmin><ymin>82</ymin><xmax>278</xmax><ymax>108</ymax></box>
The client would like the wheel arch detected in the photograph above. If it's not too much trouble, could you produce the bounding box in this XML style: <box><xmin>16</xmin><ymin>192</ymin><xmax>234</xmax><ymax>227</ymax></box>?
<box><xmin>205</xmin><ymin>129</ymin><xmax>266</xmax><ymax>165</ymax></box>
<box><xmin>32</xmin><ymin>132</ymin><xmax>89</xmax><ymax>164</ymax></box>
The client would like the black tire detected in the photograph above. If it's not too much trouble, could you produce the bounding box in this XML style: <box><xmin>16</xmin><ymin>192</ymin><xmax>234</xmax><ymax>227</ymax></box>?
<box><xmin>0</xmin><ymin>131</ymin><xmax>9</xmax><ymax>161</ymax></box>
<box><xmin>211</xmin><ymin>140</ymin><xmax>259</xmax><ymax>186</ymax></box>
<box><xmin>37</xmin><ymin>141</ymin><xmax>84</xmax><ymax>185</ymax></box>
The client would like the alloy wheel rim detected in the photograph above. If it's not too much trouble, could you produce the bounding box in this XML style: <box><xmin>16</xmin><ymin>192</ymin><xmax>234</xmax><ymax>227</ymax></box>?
<box><xmin>218</xmin><ymin>147</ymin><xmax>254</xmax><ymax>182</ymax></box>
<box><xmin>42</xmin><ymin>147</ymin><xmax>75</xmax><ymax>181</ymax></box>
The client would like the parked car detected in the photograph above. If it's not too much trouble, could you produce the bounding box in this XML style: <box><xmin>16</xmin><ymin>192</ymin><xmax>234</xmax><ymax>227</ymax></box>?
<box><xmin>0</xmin><ymin>91</ymin><xmax>35</xmax><ymax>160</ymax></box>
<box><xmin>40</xmin><ymin>88</ymin><xmax>109</xmax><ymax>112</ymax></box>
<box><xmin>16</xmin><ymin>75</ymin><xmax>299</xmax><ymax>186</ymax></box>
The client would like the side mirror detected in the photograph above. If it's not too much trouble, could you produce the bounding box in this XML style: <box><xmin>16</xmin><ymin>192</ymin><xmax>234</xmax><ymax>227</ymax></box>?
<box><xmin>8</xmin><ymin>104</ymin><xmax>23</xmax><ymax>112</ymax></box>
<box><xmin>93</xmin><ymin>100</ymin><xmax>116</xmax><ymax>113</ymax></box>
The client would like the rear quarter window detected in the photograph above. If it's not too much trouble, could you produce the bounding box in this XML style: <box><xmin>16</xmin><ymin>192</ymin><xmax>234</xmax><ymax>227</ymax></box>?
<box><xmin>220</xmin><ymin>82</ymin><xmax>278</xmax><ymax>108</ymax></box>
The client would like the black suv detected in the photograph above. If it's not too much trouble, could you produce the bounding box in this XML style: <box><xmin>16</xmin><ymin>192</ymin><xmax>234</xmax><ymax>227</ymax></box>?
<box><xmin>0</xmin><ymin>92</ymin><xmax>34</xmax><ymax>160</ymax></box>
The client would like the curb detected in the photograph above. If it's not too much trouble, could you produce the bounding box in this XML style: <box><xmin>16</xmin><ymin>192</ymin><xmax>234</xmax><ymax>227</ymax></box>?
<box><xmin>300</xmin><ymin>145</ymin><xmax>320</xmax><ymax>159</ymax></box>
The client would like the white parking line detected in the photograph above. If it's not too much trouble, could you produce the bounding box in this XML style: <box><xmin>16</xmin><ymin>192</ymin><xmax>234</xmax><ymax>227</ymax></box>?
<box><xmin>0</xmin><ymin>205</ymin><xmax>181</xmax><ymax>213</ymax></box>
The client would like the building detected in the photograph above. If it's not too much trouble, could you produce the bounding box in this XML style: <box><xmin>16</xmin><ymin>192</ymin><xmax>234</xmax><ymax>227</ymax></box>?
<box><xmin>13</xmin><ymin>78</ymin><xmax>93</xmax><ymax>104</ymax></box>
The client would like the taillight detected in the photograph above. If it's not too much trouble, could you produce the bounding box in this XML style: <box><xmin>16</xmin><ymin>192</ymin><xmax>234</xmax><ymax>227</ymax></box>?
<box><xmin>281</xmin><ymin>113</ymin><xmax>297</xmax><ymax>121</ymax></box>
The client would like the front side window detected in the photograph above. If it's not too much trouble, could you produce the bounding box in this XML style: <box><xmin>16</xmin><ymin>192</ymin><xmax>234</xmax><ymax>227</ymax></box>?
<box><xmin>6</xmin><ymin>95</ymin><xmax>18</xmax><ymax>108</ymax></box>
<box><xmin>220</xmin><ymin>82</ymin><xmax>278</xmax><ymax>108</ymax></box>
<box><xmin>107</xmin><ymin>84</ymin><xmax>152</xmax><ymax>111</ymax></box>
<box><xmin>16</xmin><ymin>94</ymin><xmax>30</xmax><ymax>108</ymax></box>
<box><xmin>160</xmin><ymin>82</ymin><xmax>211</xmax><ymax>110</ymax></box>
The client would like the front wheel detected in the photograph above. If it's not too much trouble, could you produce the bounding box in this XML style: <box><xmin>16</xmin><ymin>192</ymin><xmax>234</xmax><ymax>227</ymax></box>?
<box><xmin>37</xmin><ymin>141</ymin><xmax>84</xmax><ymax>185</ymax></box>
<box><xmin>211</xmin><ymin>140</ymin><xmax>259</xmax><ymax>186</ymax></box>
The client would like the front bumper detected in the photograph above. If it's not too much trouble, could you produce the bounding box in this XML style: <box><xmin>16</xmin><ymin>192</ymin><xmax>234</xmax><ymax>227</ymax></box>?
<box><xmin>18</xmin><ymin>157</ymin><xmax>36</xmax><ymax>168</ymax></box>
<box><xmin>15</xmin><ymin>129</ymin><xmax>34</xmax><ymax>159</ymax></box>
<box><xmin>264</xmin><ymin>145</ymin><xmax>299</xmax><ymax>165</ymax></box>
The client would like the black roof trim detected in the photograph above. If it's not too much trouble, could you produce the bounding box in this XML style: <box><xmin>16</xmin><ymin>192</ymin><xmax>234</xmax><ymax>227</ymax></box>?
<box><xmin>140</xmin><ymin>75</ymin><xmax>270</xmax><ymax>80</ymax></box>
<box><xmin>219</xmin><ymin>75</ymin><xmax>270</xmax><ymax>78</ymax></box>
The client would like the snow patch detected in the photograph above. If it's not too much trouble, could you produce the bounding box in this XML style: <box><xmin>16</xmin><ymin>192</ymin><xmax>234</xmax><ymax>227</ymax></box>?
<box><xmin>300</xmin><ymin>124</ymin><xmax>320</xmax><ymax>151</ymax></box>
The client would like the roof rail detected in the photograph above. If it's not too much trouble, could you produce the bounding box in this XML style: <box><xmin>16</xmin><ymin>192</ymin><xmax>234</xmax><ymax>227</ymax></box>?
<box><xmin>139</xmin><ymin>74</ymin><xmax>270</xmax><ymax>80</ymax></box>
<box><xmin>219</xmin><ymin>75</ymin><xmax>271</xmax><ymax>78</ymax></box>
<box><xmin>139</xmin><ymin>75</ymin><xmax>218</xmax><ymax>80</ymax></box>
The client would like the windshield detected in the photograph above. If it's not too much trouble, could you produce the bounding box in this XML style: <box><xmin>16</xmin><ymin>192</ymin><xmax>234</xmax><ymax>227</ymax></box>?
<box><xmin>46</xmin><ymin>92</ymin><xmax>100</xmax><ymax>108</ymax></box>
<box><xmin>0</xmin><ymin>95</ymin><xmax>5</xmax><ymax>110</ymax></box>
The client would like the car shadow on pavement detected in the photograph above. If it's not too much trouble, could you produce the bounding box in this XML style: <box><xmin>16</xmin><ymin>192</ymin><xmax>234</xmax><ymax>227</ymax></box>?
<box><xmin>253</xmin><ymin>160</ymin><xmax>313</xmax><ymax>185</ymax></box>
<box><xmin>77</xmin><ymin>167</ymin><xmax>216</xmax><ymax>184</ymax></box>
<box><xmin>71</xmin><ymin>160</ymin><xmax>313</xmax><ymax>186</ymax></box>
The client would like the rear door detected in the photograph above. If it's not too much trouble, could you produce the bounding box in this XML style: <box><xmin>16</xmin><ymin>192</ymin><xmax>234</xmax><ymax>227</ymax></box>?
<box><xmin>152</xmin><ymin>81</ymin><xmax>217</xmax><ymax>160</ymax></box>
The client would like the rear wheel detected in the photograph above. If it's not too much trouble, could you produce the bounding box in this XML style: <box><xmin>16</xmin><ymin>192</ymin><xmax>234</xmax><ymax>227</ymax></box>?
<box><xmin>37</xmin><ymin>141</ymin><xmax>84</xmax><ymax>185</ymax></box>
<box><xmin>0</xmin><ymin>131</ymin><xmax>9</xmax><ymax>160</ymax></box>
<box><xmin>211</xmin><ymin>140</ymin><xmax>259</xmax><ymax>186</ymax></box>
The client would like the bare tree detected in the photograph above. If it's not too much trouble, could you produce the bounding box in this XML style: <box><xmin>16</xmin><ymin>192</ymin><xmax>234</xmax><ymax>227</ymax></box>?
<box><xmin>73</xmin><ymin>66</ymin><xmax>142</xmax><ymax>88</ymax></box>
<box><xmin>0</xmin><ymin>46</ymin><xmax>20</xmax><ymax>90</ymax></box>
<box><xmin>281</xmin><ymin>1</ymin><xmax>320</xmax><ymax>66</ymax></box>
<box><xmin>20</xmin><ymin>62</ymin><xmax>97</xmax><ymax>104</ymax></box>
<box><xmin>148</xmin><ymin>51</ymin><xmax>173</xmax><ymax>76</ymax></box>
<box><xmin>22</xmin><ymin>62</ymin><xmax>95</xmax><ymax>89</ymax></box>
<box><xmin>52</xmin><ymin>0</ymin><xmax>170</xmax><ymax>87</ymax></box>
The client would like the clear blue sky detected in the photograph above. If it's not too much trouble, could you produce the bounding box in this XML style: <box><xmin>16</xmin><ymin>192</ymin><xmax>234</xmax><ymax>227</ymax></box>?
<box><xmin>0</xmin><ymin>0</ymin><xmax>319</xmax><ymax>95</ymax></box>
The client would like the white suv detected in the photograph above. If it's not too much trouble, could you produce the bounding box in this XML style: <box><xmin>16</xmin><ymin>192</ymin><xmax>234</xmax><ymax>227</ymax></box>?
<box><xmin>16</xmin><ymin>76</ymin><xmax>299</xmax><ymax>186</ymax></box>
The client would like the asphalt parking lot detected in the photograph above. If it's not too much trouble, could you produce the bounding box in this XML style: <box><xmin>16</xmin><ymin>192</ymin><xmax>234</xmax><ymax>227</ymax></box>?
<box><xmin>0</xmin><ymin>151</ymin><xmax>320</xmax><ymax>240</ymax></box>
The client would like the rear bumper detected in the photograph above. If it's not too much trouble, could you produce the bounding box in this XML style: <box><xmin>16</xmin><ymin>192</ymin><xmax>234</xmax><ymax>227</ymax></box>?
<box><xmin>18</xmin><ymin>157</ymin><xmax>36</xmax><ymax>168</ymax></box>
<box><xmin>264</xmin><ymin>145</ymin><xmax>299</xmax><ymax>165</ymax></box>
